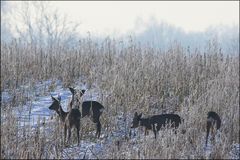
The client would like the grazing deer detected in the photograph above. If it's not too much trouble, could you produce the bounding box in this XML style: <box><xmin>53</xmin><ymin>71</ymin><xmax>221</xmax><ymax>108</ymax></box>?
<box><xmin>68</xmin><ymin>87</ymin><xmax>85</xmax><ymax>110</ymax></box>
<box><xmin>131</xmin><ymin>112</ymin><xmax>182</xmax><ymax>139</ymax></box>
<box><xmin>69</xmin><ymin>88</ymin><xmax>104</xmax><ymax>138</ymax></box>
<box><xmin>49</xmin><ymin>95</ymin><xmax>81</xmax><ymax>145</ymax></box>
<box><xmin>205</xmin><ymin>111</ymin><xmax>221</xmax><ymax>146</ymax></box>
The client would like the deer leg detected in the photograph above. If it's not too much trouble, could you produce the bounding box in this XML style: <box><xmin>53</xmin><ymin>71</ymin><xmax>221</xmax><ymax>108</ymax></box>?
<box><xmin>206</xmin><ymin>120</ymin><xmax>211</xmax><ymax>146</ymax></box>
<box><xmin>68</xmin><ymin>128</ymin><xmax>71</xmax><ymax>144</ymax></box>
<box><xmin>95</xmin><ymin>122</ymin><xmax>101</xmax><ymax>138</ymax></box>
<box><xmin>210</xmin><ymin>125</ymin><xmax>215</xmax><ymax>142</ymax></box>
<box><xmin>64</xmin><ymin>124</ymin><xmax>67</xmax><ymax>145</ymax></box>
<box><xmin>174</xmin><ymin>127</ymin><xmax>178</xmax><ymax>134</ymax></box>
<box><xmin>76</xmin><ymin>125</ymin><xmax>80</xmax><ymax>145</ymax></box>
<box><xmin>152</xmin><ymin>124</ymin><xmax>157</xmax><ymax>139</ymax></box>
<box><xmin>129</xmin><ymin>130</ymin><xmax>132</xmax><ymax>138</ymax></box>
<box><xmin>95</xmin><ymin>123</ymin><xmax>98</xmax><ymax>138</ymax></box>
<box><xmin>98</xmin><ymin>122</ymin><xmax>102</xmax><ymax>138</ymax></box>
<box><xmin>145</xmin><ymin>129</ymin><xmax>149</xmax><ymax>136</ymax></box>
<box><xmin>144</xmin><ymin>128</ymin><xmax>147</xmax><ymax>136</ymax></box>
<box><xmin>212</xmin><ymin>130</ymin><xmax>216</xmax><ymax>145</ymax></box>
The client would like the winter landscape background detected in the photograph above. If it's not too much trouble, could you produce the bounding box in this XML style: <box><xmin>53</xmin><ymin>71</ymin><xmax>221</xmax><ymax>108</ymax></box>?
<box><xmin>1</xmin><ymin>1</ymin><xmax>239</xmax><ymax>159</ymax></box>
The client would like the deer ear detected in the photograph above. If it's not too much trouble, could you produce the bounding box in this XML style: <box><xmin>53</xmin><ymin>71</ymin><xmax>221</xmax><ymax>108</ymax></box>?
<box><xmin>69</xmin><ymin>87</ymin><xmax>75</xmax><ymax>94</ymax></box>
<box><xmin>81</xmin><ymin>89</ymin><xmax>86</xmax><ymax>95</ymax></box>
<box><xmin>51</xmin><ymin>95</ymin><xmax>55</xmax><ymax>101</ymax></box>
<box><xmin>139</xmin><ymin>113</ymin><xmax>142</xmax><ymax>118</ymax></box>
<box><xmin>57</xmin><ymin>94</ymin><xmax>61</xmax><ymax>102</ymax></box>
<box><xmin>79</xmin><ymin>89</ymin><xmax>85</xmax><ymax>97</ymax></box>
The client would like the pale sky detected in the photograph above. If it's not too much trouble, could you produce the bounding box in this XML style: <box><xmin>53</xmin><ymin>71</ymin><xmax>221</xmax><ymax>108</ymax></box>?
<box><xmin>53</xmin><ymin>1</ymin><xmax>239</xmax><ymax>36</ymax></box>
<box><xmin>4</xmin><ymin>1</ymin><xmax>239</xmax><ymax>37</ymax></box>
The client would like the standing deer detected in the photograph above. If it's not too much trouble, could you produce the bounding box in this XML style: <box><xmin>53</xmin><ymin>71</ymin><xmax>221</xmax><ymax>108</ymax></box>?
<box><xmin>70</xmin><ymin>88</ymin><xmax>105</xmax><ymax>138</ymax></box>
<box><xmin>205</xmin><ymin>111</ymin><xmax>221</xmax><ymax>146</ymax></box>
<box><xmin>49</xmin><ymin>95</ymin><xmax>81</xmax><ymax>145</ymax></box>
<box><xmin>68</xmin><ymin>87</ymin><xmax>85</xmax><ymax>110</ymax></box>
<box><xmin>81</xmin><ymin>101</ymin><xmax>104</xmax><ymax>138</ymax></box>
<box><xmin>131</xmin><ymin>112</ymin><xmax>182</xmax><ymax>139</ymax></box>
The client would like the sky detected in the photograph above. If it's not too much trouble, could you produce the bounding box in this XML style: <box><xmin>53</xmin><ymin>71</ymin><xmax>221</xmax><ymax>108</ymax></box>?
<box><xmin>52</xmin><ymin>1</ymin><xmax>239</xmax><ymax>36</ymax></box>
<box><xmin>3</xmin><ymin>1</ymin><xmax>239</xmax><ymax>37</ymax></box>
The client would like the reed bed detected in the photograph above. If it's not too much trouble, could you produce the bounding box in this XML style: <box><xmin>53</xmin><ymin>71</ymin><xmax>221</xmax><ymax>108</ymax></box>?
<box><xmin>1</xmin><ymin>37</ymin><xmax>239</xmax><ymax>159</ymax></box>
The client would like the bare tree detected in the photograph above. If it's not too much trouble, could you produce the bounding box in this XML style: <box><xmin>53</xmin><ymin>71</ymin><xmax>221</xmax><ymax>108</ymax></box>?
<box><xmin>11</xmin><ymin>1</ymin><xmax>80</xmax><ymax>49</ymax></box>
<box><xmin>1</xmin><ymin>1</ymin><xmax>13</xmax><ymax>43</ymax></box>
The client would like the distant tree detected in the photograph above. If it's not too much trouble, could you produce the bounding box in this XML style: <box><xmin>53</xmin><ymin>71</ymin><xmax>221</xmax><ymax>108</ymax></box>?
<box><xmin>7</xmin><ymin>1</ymin><xmax>80</xmax><ymax>49</ymax></box>
<box><xmin>1</xmin><ymin>1</ymin><xmax>13</xmax><ymax>43</ymax></box>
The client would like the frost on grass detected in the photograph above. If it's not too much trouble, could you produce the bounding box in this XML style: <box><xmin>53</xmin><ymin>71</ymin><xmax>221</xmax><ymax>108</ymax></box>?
<box><xmin>1</xmin><ymin>38</ymin><xmax>239</xmax><ymax>159</ymax></box>
<box><xmin>2</xmin><ymin>80</ymin><xmax>239</xmax><ymax>159</ymax></box>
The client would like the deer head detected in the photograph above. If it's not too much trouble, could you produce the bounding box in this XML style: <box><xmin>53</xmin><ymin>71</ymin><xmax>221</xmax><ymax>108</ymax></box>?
<box><xmin>131</xmin><ymin>112</ymin><xmax>142</xmax><ymax>128</ymax></box>
<box><xmin>49</xmin><ymin>95</ymin><xmax>61</xmax><ymax>111</ymax></box>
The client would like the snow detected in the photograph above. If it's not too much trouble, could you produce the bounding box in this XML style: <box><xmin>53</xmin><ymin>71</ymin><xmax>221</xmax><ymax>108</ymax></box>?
<box><xmin>9</xmin><ymin>80</ymin><xmax>97</xmax><ymax>128</ymax></box>
<box><xmin>229</xmin><ymin>143</ymin><xmax>240</xmax><ymax>159</ymax></box>
<box><xmin>61</xmin><ymin>140</ymin><xmax>103</xmax><ymax>159</ymax></box>
<box><xmin>1</xmin><ymin>91</ymin><xmax>12</xmax><ymax>103</ymax></box>
<box><xmin>14</xmin><ymin>87</ymin><xmax>71</xmax><ymax>127</ymax></box>
<box><xmin>2</xmin><ymin>80</ymin><xmax>108</xmax><ymax>158</ymax></box>
<box><xmin>1</xmin><ymin>79</ymin><xmax>239</xmax><ymax>159</ymax></box>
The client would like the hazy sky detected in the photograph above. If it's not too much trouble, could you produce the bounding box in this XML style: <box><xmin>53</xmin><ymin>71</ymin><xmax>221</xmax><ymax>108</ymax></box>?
<box><xmin>4</xmin><ymin>1</ymin><xmax>239</xmax><ymax>37</ymax></box>
<box><xmin>53</xmin><ymin>1</ymin><xmax>239</xmax><ymax>36</ymax></box>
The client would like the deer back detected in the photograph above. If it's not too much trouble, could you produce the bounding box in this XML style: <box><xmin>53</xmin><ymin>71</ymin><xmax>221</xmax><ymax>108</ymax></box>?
<box><xmin>150</xmin><ymin>114</ymin><xmax>182</xmax><ymax>128</ymax></box>
<box><xmin>81</xmin><ymin>101</ymin><xmax>104</xmax><ymax>118</ymax></box>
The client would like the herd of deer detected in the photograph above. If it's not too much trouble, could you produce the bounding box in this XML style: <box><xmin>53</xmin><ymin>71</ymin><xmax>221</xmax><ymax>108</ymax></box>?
<box><xmin>49</xmin><ymin>87</ymin><xmax>221</xmax><ymax>147</ymax></box>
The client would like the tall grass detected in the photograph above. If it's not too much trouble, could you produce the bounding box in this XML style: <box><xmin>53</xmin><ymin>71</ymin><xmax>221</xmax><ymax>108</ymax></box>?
<box><xmin>1</xmin><ymin>36</ymin><xmax>239</xmax><ymax>159</ymax></box>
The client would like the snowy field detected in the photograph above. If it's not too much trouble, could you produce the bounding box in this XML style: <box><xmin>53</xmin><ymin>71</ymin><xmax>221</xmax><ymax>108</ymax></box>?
<box><xmin>2</xmin><ymin>80</ymin><xmax>132</xmax><ymax>158</ymax></box>
<box><xmin>1</xmin><ymin>80</ymin><xmax>239</xmax><ymax>159</ymax></box>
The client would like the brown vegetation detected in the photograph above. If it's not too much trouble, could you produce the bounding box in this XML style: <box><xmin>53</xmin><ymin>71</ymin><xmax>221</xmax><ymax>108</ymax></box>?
<box><xmin>1</xmin><ymin>37</ymin><xmax>239</xmax><ymax>159</ymax></box>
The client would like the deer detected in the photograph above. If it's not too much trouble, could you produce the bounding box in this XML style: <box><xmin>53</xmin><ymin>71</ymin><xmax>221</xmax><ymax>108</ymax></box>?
<box><xmin>81</xmin><ymin>101</ymin><xmax>105</xmax><ymax>138</ymax></box>
<box><xmin>70</xmin><ymin>87</ymin><xmax>105</xmax><ymax>138</ymax></box>
<box><xmin>131</xmin><ymin>112</ymin><xmax>182</xmax><ymax>139</ymax></box>
<box><xmin>68</xmin><ymin>87</ymin><xmax>85</xmax><ymax>110</ymax></box>
<box><xmin>205</xmin><ymin>111</ymin><xmax>221</xmax><ymax>146</ymax></box>
<box><xmin>49</xmin><ymin>95</ymin><xmax>81</xmax><ymax>145</ymax></box>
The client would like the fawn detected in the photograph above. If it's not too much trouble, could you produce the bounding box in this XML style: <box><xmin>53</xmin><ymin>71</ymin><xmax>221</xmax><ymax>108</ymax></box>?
<box><xmin>131</xmin><ymin>112</ymin><xmax>182</xmax><ymax>139</ymax></box>
<box><xmin>49</xmin><ymin>95</ymin><xmax>81</xmax><ymax>145</ymax></box>
<box><xmin>70</xmin><ymin>87</ymin><xmax>105</xmax><ymax>138</ymax></box>
<box><xmin>205</xmin><ymin>111</ymin><xmax>221</xmax><ymax>146</ymax></box>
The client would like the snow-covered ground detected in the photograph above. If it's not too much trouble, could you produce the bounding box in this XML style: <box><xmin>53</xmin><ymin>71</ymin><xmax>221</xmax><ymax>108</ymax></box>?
<box><xmin>2</xmin><ymin>80</ymin><xmax>101</xmax><ymax>128</ymax></box>
<box><xmin>1</xmin><ymin>80</ymin><xmax>239</xmax><ymax>159</ymax></box>
<box><xmin>1</xmin><ymin>80</ymin><xmax>127</xmax><ymax>158</ymax></box>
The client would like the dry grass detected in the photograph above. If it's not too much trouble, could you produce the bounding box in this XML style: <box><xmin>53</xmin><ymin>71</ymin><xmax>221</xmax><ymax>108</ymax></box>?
<box><xmin>1</xmin><ymin>37</ymin><xmax>239</xmax><ymax>159</ymax></box>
